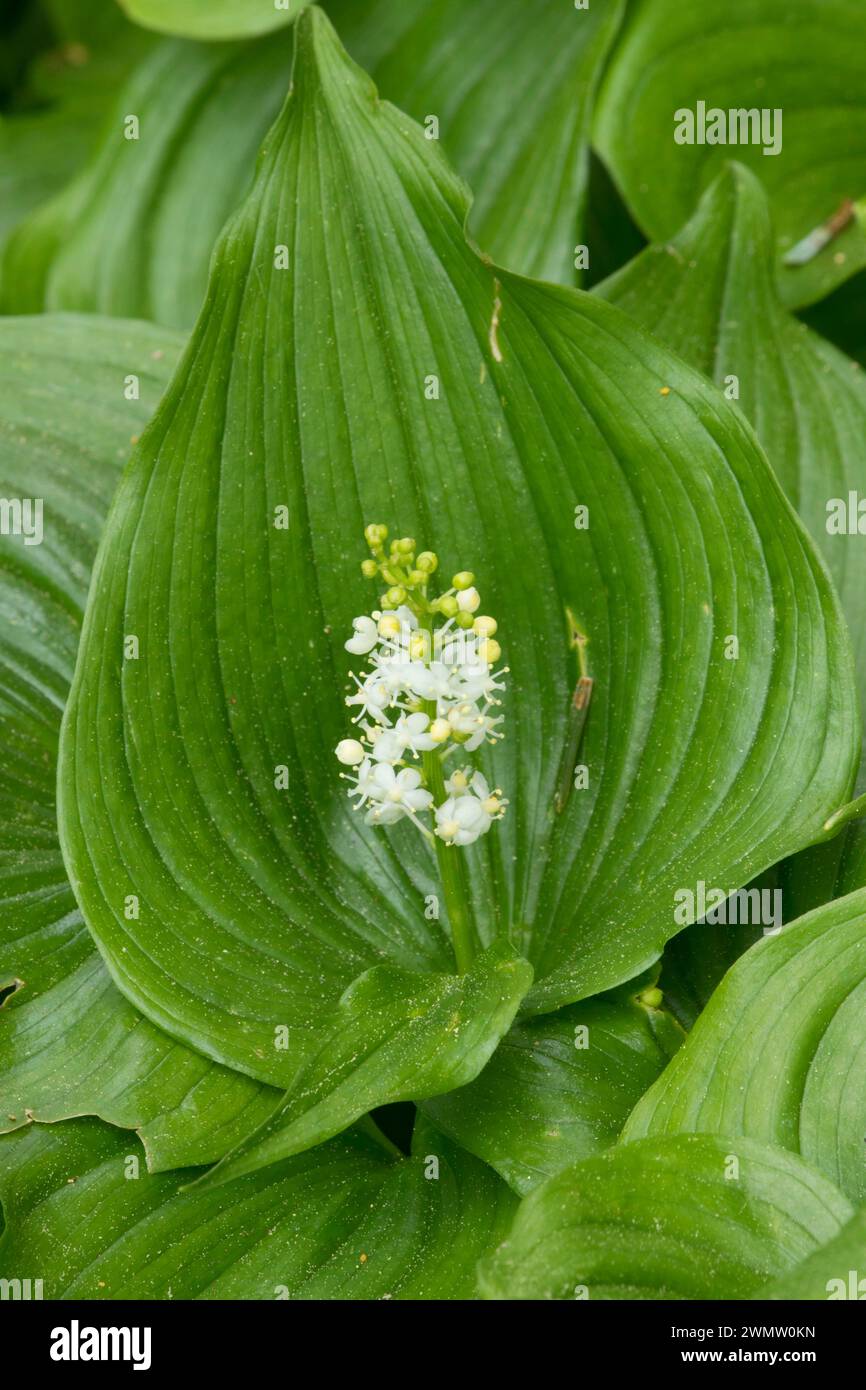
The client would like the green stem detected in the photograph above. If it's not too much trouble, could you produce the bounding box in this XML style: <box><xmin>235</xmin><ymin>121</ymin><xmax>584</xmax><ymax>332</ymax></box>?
<box><xmin>417</xmin><ymin>608</ymin><xmax>477</xmax><ymax>973</ymax></box>
<box><xmin>422</xmin><ymin>741</ymin><xmax>477</xmax><ymax>973</ymax></box>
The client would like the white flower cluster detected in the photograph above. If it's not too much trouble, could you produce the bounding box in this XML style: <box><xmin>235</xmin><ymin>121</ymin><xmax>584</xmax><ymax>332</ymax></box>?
<box><xmin>334</xmin><ymin>531</ymin><xmax>507</xmax><ymax>848</ymax></box>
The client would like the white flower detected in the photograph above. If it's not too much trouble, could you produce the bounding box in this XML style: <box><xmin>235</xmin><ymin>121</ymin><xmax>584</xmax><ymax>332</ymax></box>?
<box><xmin>464</xmin><ymin>709</ymin><xmax>504</xmax><ymax>751</ymax></box>
<box><xmin>435</xmin><ymin>793</ymin><xmax>492</xmax><ymax>846</ymax></box>
<box><xmin>336</xmin><ymin>531</ymin><xmax>508</xmax><ymax>853</ymax></box>
<box><xmin>369</xmin><ymin>712</ymin><xmax>437</xmax><ymax>763</ymax></box>
<box><xmin>346</xmin><ymin>674</ymin><xmax>392</xmax><ymax>725</ymax></box>
<box><xmin>403</xmin><ymin>660</ymin><xmax>453</xmax><ymax>704</ymax></box>
<box><xmin>344</xmin><ymin>758</ymin><xmax>379</xmax><ymax>807</ymax></box>
<box><xmin>365</xmin><ymin>765</ymin><xmax>433</xmax><ymax>825</ymax></box>
<box><xmin>452</xmin><ymin>660</ymin><xmax>504</xmax><ymax>702</ymax></box>
<box><xmin>469</xmin><ymin>771</ymin><xmax>508</xmax><ymax>817</ymax></box>
<box><xmin>447</xmin><ymin>701</ymin><xmax>481</xmax><ymax>736</ymax></box>
<box><xmin>345</xmin><ymin>615</ymin><xmax>378</xmax><ymax>655</ymax></box>
<box><xmin>335</xmin><ymin>738</ymin><xmax>366</xmax><ymax>766</ymax></box>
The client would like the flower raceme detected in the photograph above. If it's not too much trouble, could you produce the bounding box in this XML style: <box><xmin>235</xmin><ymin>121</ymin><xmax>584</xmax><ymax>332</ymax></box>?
<box><xmin>335</xmin><ymin>525</ymin><xmax>508</xmax><ymax>849</ymax></box>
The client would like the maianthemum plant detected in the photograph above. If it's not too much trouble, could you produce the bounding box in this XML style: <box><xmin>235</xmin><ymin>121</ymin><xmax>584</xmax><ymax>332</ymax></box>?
<box><xmin>2</xmin><ymin>0</ymin><xmax>866</xmax><ymax>1302</ymax></box>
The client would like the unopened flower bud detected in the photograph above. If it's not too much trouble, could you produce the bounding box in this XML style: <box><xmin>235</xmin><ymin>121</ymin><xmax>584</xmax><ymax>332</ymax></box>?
<box><xmin>456</xmin><ymin>610</ymin><xmax>475</xmax><ymax>630</ymax></box>
<box><xmin>457</xmin><ymin>586</ymin><xmax>480</xmax><ymax>613</ymax></box>
<box><xmin>473</xmin><ymin>615</ymin><xmax>497</xmax><ymax>637</ymax></box>
<box><xmin>361</xmin><ymin>559</ymin><xmax>378</xmax><ymax>578</ymax></box>
<box><xmin>395</xmin><ymin>537</ymin><xmax>415</xmax><ymax>555</ymax></box>
<box><xmin>364</xmin><ymin>523</ymin><xmax>388</xmax><ymax>549</ymax></box>
<box><xmin>385</xmin><ymin>585</ymin><xmax>407</xmax><ymax>606</ymax></box>
<box><xmin>437</xmin><ymin>594</ymin><xmax>459</xmax><ymax>618</ymax></box>
<box><xmin>378</xmin><ymin>615</ymin><xmax>401</xmax><ymax>639</ymax></box>
<box><xmin>452</xmin><ymin>571</ymin><xmax>475</xmax><ymax>591</ymax></box>
<box><xmin>416</xmin><ymin>551</ymin><xmax>438</xmax><ymax>573</ymax></box>
<box><xmin>478</xmin><ymin>638</ymin><xmax>501</xmax><ymax>665</ymax></box>
<box><xmin>336</xmin><ymin>739</ymin><xmax>366</xmax><ymax>766</ymax></box>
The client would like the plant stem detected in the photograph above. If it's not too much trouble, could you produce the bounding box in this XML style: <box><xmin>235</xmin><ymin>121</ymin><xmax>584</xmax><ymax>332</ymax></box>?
<box><xmin>422</xmin><ymin>740</ymin><xmax>477</xmax><ymax>973</ymax></box>
<box><xmin>417</xmin><ymin>607</ymin><xmax>477</xmax><ymax>973</ymax></box>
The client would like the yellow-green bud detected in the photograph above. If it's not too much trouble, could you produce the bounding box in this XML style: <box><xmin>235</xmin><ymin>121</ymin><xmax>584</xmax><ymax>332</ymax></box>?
<box><xmin>395</xmin><ymin>537</ymin><xmax>415</xmax><ymax>555</ymax></box>
<box><xmin>385</xmin><ymin>586</ymin><xmax>407</xmax><ymax>606</ymax></box>
<box><xmin>416</xmin><ymin>551</ymin><xmax>438</xmax><ymax>574</ymax></box>
<box><xmin>361</xmin><ymin>559</ymin><xmax>378</xmax><ymax>578</ymax></box>
<box><xmin>452</xmin><ymin>571</ymin><xmax>475</xmax><ymax>590</ymax></box>
<box><xmin>638</xmin><ymin>986</ymin><xmax>664</xmax><ymax>1009</ymax></box>
<box><xmin>438</xmin><ymin>594</ymin><xmax>459</xmax><ymax>618</ymax></box>
<box><xmin>408</xmin><ymin>569</ymin><xmax>426</xmax><ymax>586</ymax></box>
<box><xmin>456</xmin><ymin>610</ymin><xmax>475</xmax><ymax>630</ymax></box>
<box><xmin>474</xmin><ymin>615</ymin><xmax>497</xmax><ymax>637</ymax></box>
<box><xmin>409</xmin><ymin>631</ymin><xmax>431</xmax><ymax>660</ymax></box>
<box><xmin>478</xmin><ymin>637</ymin><xmax>502</xmax><ymax>664</ymax></box>
<box><xmin>364</xmin><ymin>523</ymin><xmax>388</xmax><ymax>548</ymax></box>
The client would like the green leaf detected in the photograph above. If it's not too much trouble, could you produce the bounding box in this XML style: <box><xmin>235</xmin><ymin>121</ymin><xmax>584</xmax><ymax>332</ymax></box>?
<box><xmin>421</xmin><ymin>981</ymin><xmax>683</xmax><ymax>1195</ymax></box>
<box><xmin>0</xmin><ymin>1114</ymin><xmax>516</xmax><ymax>1299</ymax></box>
<box><xmin>116</xmin><ymin>0</ymin><xmax>306</xmax><ymax>41</ymax></box>
<box><xmin>623</xmin><ymin>889</ymin><xmax>866</xmax><ymax>1205</ymax></box>
<box><xmin>329</xmin><ymin>0</ymin><xmax>626</xmax><ymax>284</ymax></box>
<box><xmin>595</xmin><ymin>0</ymin><xmax>866</xmax><ymax>309</ymax></box>
<box><xmin>478</xmin><ymin>1134</ymin><xmax>853</xmax><ymax>1300</ymax></box>
<box><xmin>0</xmin><ymin>956</ymin><xmax>279</xmax><ymax>1171</ymax></box>
<box><xmin>0</xmin><ymin>314</ymin><xmax>182</xmax><ymax>998</ymax></box>
<box><xmin>194</xmin><ymin>942</ymin><xmax>531</xmax><ymax>1185</ymax></box>
<box><xmin>1</xmin><ymin>34</ymin><xmax>296</xmax><ymax>325</ymax></box>
<box><xmin>5</xmin><ymin>1</ymin><xmax>624</xmax><ymax>324</ymax></box>
<box><xmin>0</xmin><ymin>3</ymin><xmax>153</xmax><ymax>251</ymax></box>
<box><xmin>758</xmin><ymin>1208</ymin><xmax>866</xmax><ymax>1300</ymax></box>
<box><xmin>0</xmin><ymin>314</ymin><xmax>280</xmax><ymax>1169</ymax></box>
<box><xmin>58</xmin><ymin>8</ymin><xmax>858</xmax><ymax>1101</ymax></box>
<box><xmin>598</xmin><ymin>162</ymin><xmax>866</xmax><ymax>735</ymax></box>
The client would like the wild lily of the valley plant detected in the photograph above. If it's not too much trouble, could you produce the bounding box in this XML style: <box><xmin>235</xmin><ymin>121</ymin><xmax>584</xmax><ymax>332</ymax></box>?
<box><xmin>2</xmin><ymin>0</ymin><xmax>866</xmax><ymax>1305</ymax></box>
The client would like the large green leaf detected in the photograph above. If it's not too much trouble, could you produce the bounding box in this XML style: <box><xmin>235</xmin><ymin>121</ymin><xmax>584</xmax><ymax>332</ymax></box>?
<box><xmin>595</xmin><ymin>0</ymin><xmax>866</xmax><ymax>309</ymax></box>
<box><xmin>623</xmin><ymin>889</ymin><xmax>866</xmax><ymax>1205</ymax></box>
<box><xmin>478</xmin><ymin>1134</ymin><xmax>853</xmax><ymax>1300</ymax></box>
<box><xmin>0</xmin><ymin>314</ymin><xmax>279</xmax><ymax>1168</ymax></box>
<box><xmin>0</xmin><ymin>34</ymin><xmax>296</xmax><ymax>326</ymax></box>
<box><xmin>116</xmin><ymin>0</ymin><xmax>306</xmax><ymax>41</ymax></box>
<box><xmin>329</xmin><ymin>0</ymin><xmax>625</xmax><ymax>285</ymax></box>
<box><xmin>0</xmin><ymin>1</ymin><xmax>153</xmax><ymax>250</ymax></box>
<box><xmin>4</xmin><ymin>2</ymin><xmax>624</xmax><ymax>324</ymax></box>
<box><xmin>758</xmin><ymin>1208</ymin><xmax>866</xmax><ymax>1300</ymax></box>
<box><xmin>196</xmin><ymin>941</ymin><xmax>531</xmax><ymax>1185</ymax></box>
<box><xmin>0</xmin><ymin>956</ymin><xmax>279</xmax><ymax>1171</ymax></box>
<box><xmin>421</xmin><ymin>979</ymin><xmax>683</xmax><ymax>1195</ymax></box>
<box><xmin>0</xmin><ymin>1113</ymin><xmax>515</xmax><ymax>1299</ymax></box>
<box><xmin>58</xmin><ymin>8</ymin><xmax>859</xmax><ymax>1105</ymax></box>
<box><xmin>597</xmin><ymin>163</ymin><xmax>866</xmax><ymax>732</ymax></box>
<box><xmin>0</xmin><ymin>314</ymin><xmax>181</xmax><ymax>997</ymax></box>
